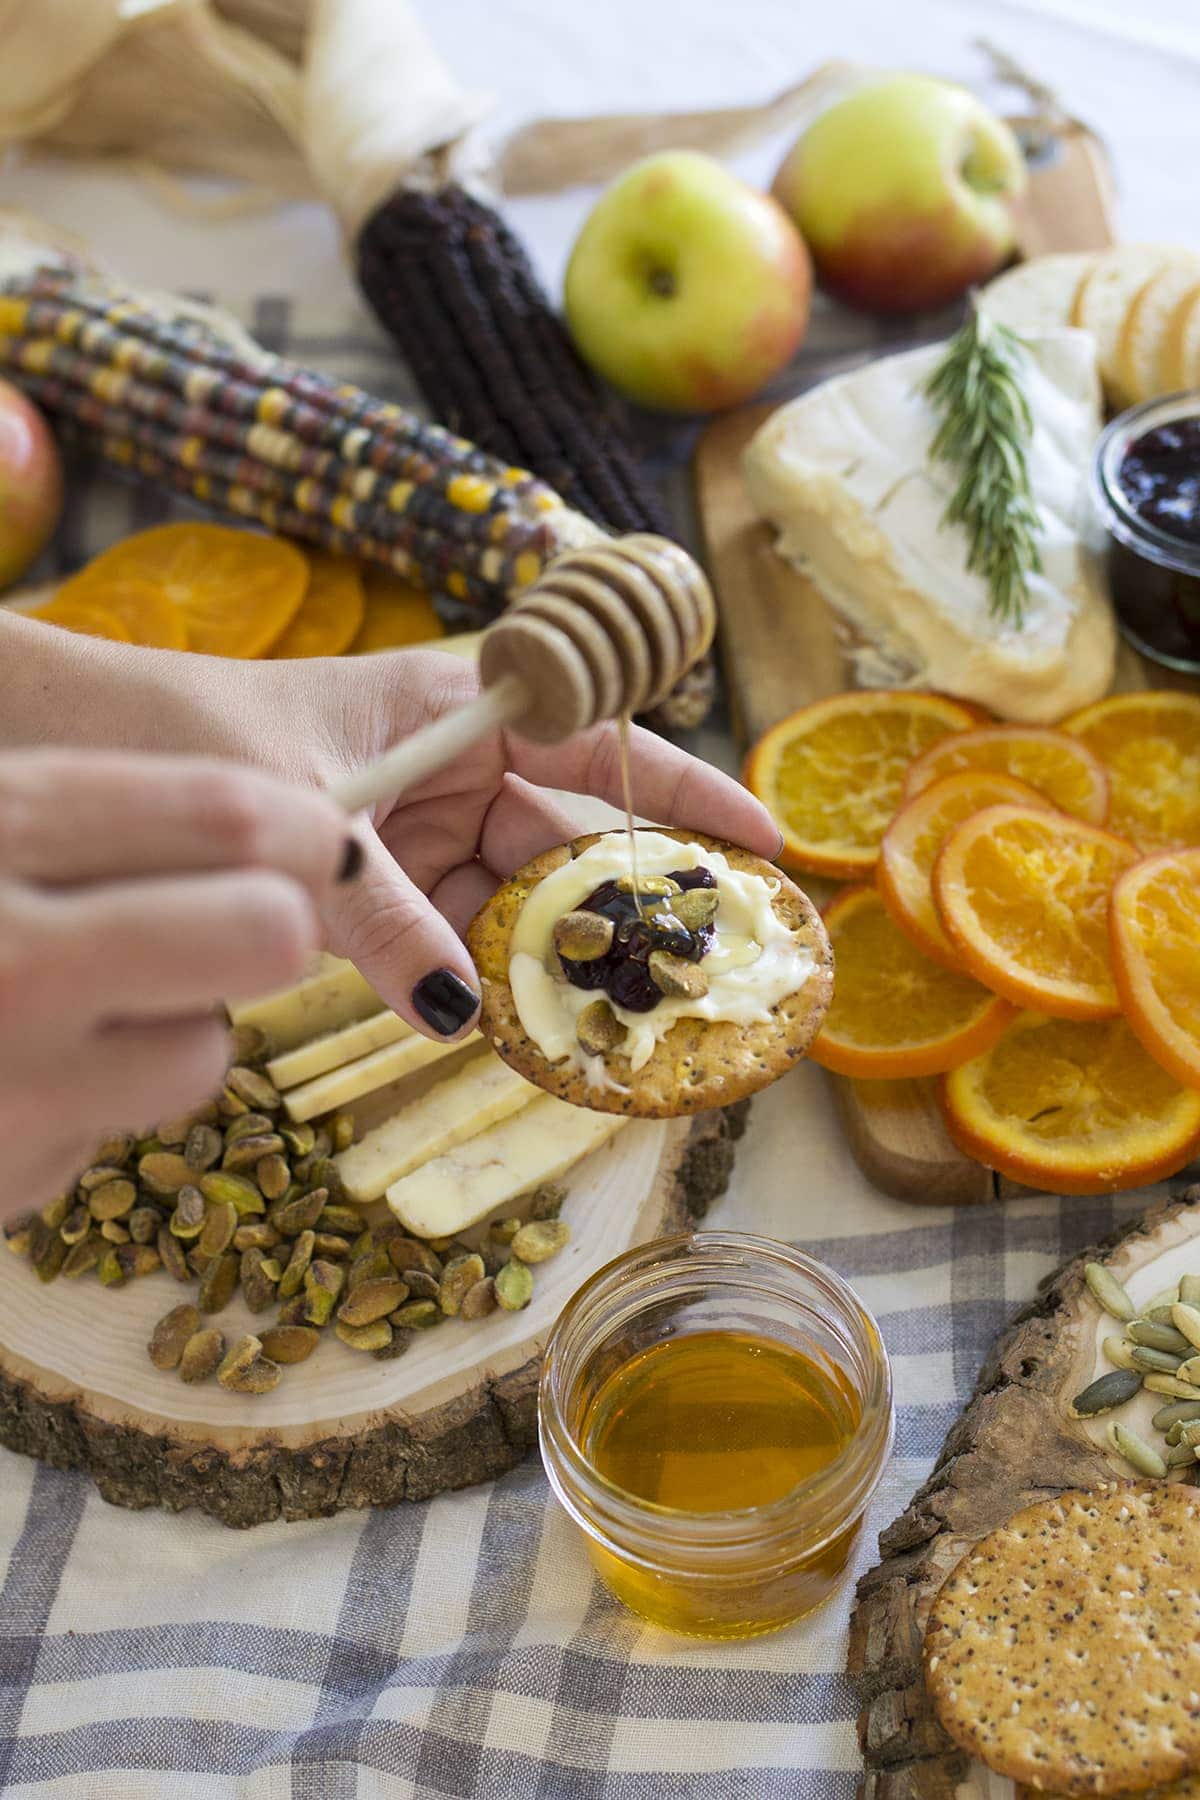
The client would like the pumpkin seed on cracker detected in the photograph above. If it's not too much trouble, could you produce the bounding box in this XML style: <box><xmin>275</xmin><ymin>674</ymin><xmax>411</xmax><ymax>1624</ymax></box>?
<box><xmin>1084</xmin><ymin>1262</ymin><xmax>1136</xmax><ymax>1323</ymax></box>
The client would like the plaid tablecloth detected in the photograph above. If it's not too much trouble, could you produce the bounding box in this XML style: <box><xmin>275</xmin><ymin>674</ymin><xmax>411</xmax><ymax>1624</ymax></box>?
<box><xmin>1</xmin><ymin>1</ymin><xmax>1198</xmax><ymax>1793</ymax></box>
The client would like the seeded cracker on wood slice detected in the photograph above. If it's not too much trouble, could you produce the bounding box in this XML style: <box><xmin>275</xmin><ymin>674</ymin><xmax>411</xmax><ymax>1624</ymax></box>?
<box><xmin>467</xmin><ymin>830</ymin><xmax>833</xmax><ymax>1118</ymax></box>
<box><xmin>926</xmin><ymin>1483</ymin><xmax>1200</xmax><ymax>1796</ymax></box>
<box><xmin>848</xmin><ymin>1183</ymin><xmax>1200</xmax><ymax>1800</ymax></box>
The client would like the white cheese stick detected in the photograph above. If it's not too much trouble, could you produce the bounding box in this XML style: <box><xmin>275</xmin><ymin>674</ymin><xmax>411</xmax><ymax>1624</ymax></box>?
<box><xmin>267</xmin><ymin>1010</ymin><xmax>412</xmax><ymax>1091</ymax></box>
<box><xmin>387</xmin><ymin>1096</ymin><xmax>627</xmax><ymax>1238</ymax></box>
<box><xmin>283</xmin><ymin>1029</ymin><xmax>477</xmax><ymax>1122</ymax></box>
<box><xmin>228</xmin><ymin>955</ymin><xmax>381</xmax><ymax>1053</ymax></box>
<box><xmin>335</xmin><ymin>1052</ymin><xmax>538</xmax><ymax>1201</ymax></box>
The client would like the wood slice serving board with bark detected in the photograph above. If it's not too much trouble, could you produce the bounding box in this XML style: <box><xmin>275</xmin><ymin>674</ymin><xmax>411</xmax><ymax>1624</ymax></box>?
<box><xmin>0</xmin><ymin>1098</ymin><xmax>745</xmax><ymax>1529</ymax></box>
<box><xmin>850</xmin><ymin>1178</ymin><xmax>1200</xmax><ymax>1800</ymax></box>
<box><xmin>694</xmin><ymin>125</ymin><xmax>1197</xmax><ymax>1207</ymax></box>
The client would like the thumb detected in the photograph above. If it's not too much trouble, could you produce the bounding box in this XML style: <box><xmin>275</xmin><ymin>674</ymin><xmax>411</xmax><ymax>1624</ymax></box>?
<box><xmin>322</xmin><ymin>834</ymin><xmax>481</xmax><ymax>1042</ymax></box>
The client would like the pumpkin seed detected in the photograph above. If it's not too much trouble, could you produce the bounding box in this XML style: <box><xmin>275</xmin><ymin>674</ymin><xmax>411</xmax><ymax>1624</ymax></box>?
<box><xmin>1108</xmin><ymin>1421</ymin><xmax>1167</xmax><ymax>1479</ymax></box>
<box><xmin>303</xmin><ymin>1258</ymin><xmax>345</xmax><ymax>1326</ymax></box>
<box><xmin>1144</xmin><ymin>1373</ymin><xmax>1200</xmax><ymax>1400</ymax></box>
<box><xmin>1179</xmin><ymin>1355</ymin><xmax>1200</xmax><ymax>1385</ymax></box>
<box><xmin>88</xmin><ymin>1178</ymin><xmax>136</xmax><ymax>1222</ymax></box>
<box><xmin>148</xmin><ymin>1303</ymin><xmax>201</xmax><ymax>1371</ymax></box>
<box><xmin>338</xmin><ymin>1276</ymin><xmax>409</xmax><ymax>1327</ymax></box>
<box><xmin>1177</xmin><ymin>1420</ymin><xmax>1200</xmax><ymax>1448</ymax></box>
<box><xmin>226</xmin><ymin>1066</ymin><xmax>280</xmax><ymax>1111</ymax></box>
<box><xmin>198</xmin><ymin>1200</ymin><xmax>237</xmax><ymax>1259</ymax></box>
<box><xmin>1145</xmin><ymin>1306</ymin><xmax>1177</xmax><ymax>1324</ymax></box>
<box><xmin>1130</xmin><ymin>1345</ymin><xmax>1185</xmax><ymax>1374</ymax></box>
<box><xmin>1071</xmin><ymin>1369</ymin><xmax>1142</xmax><ymax>1416</ymax></box>
<box><xmin>1085</xmin><ymin>1263</ymin><xmax>1135</xmax><ymax>1323</ymax></box>
<box><xmin>137</xmin><ymin>1152</ymin><xmax>193</xmax><ymax>1197</ymax></box>
<box><xmin>197</xmin><ymin>1250</ymin><xmax>238</xmax><ymax>1314</ymax></box>
<box><xmin>1172</xmin><ymin>1303</ymin><xmax>1200</xmax><ymax>1351</ymax></box>
<box><xmin>179</xmin><ymin>1328</ymin><xmax>224</xmax><ymax>1383</ymax></box>
<box><xmin>157</xmin><ymin>1226</ymin><xmax>191</xmax><ymax>1283</ymax></box>
<box><xmin>460</xmin><ymin>1277</ymin><xmax>497</xmax><ymax>1321</ymax></box>
<box><xmin>390</xmin><ymin>1299</ymin><xmax>441</xmax><ymax>1330</ymax></box>
<box><xmin>1166</xmin><ymin>1442</ymin><xmax>1199</xmax><ymax>1469</ymax></box>
<box><xmin>495</xmin><ymin>1259</ymin><xmax>533</xmax><ymax>1312</ymax></box>
<box><xmin>258</xmin><ymin>1325</ymin><xmax>320</xmax><ymax>1365</ymax></box>
<box><xmin>256</xmin><ymin>1154</ymin><xmax>291</xmax><ymax>1201</ymax></box>
<box><xmin>277</xmin><ymin>1229</ymin><xmax>316</xmax><ymax>1299</ymax></box>
<box><xmin>1152</xmin><ymin>1399</ymin><xmax>1200</xmax><ymax>1430</ymax></box>
<box><xmin>334</xmin><ymin>1318</ymin><xmax>392</xmax><ymax>1352</ymax></box>
<box><xmin>1128</xmin><ymin>1319</ymin><xmax>1193</xmax><ymax>1356</ymax></box>
<box><xmin>439</xmin><ymin>1253</ymin><xmax>486</xmax><ymax>1316</ymax></box>
<box><xmin>511</xmin><ymin>1220</ymin><xmax>569</xmax><ymax>1264</ymax></box>
<box><xmin>199</xmin><ymin>1171</ymin><xmax>264</xmax><ymax>1216</ymax></box>
<box><xmin>1181</xmin><ymin>1274</ymin><xmax>1200</xmax><ymax>1306</ymax></box>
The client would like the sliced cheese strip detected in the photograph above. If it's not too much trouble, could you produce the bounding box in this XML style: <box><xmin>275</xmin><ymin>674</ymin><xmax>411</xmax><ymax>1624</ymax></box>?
<box><xmin>387</xmin><ymin>1096</ymin><xmax>627</xmax><ymax>1238</ymax></box>
<box><xmin>334</xmin><ymin>1052</ymin><xmax>537</xmax><ymax>1202</ymax></box>
<box><xmin>228</xmin><ymin>955</ymin><xmax>382</xmax><ymax>1054</ymax></box>
<box><xmin>284</xmin><ymin>1029</ymin><xmax>476</xmax><ymax>1122</ymax></box>
<box><xmin>267</xmin><ymin>1009</ymin><xmax>411</xmax><ymax>1090</ymax></box>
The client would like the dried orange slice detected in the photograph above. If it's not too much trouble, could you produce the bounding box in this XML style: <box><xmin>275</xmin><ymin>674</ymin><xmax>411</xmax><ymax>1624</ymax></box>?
<box><xmin>42</xmin><ymin>572</ymin><xmax>188</xmax><ymax>650</ymax></box>
<box><xmin>934</xmin><ymin>804</ymin><xmax>1139</xmax><ymax>1019</ymax></box>
<box><xmin>29</xmin><ymin>594</ymin><xmax>132</xmax><ymax>643</ymax></box>
<box><xmin>809</xmin><ymin>885</ymin><xmax>1013</xmax><ymax>1078</ymax></box>
<box><xmin>900</xmin><ymin>724</ymin><xmax>1109</xmax><ymax>823</ymax></box>
<box><xmin>1110</xmin><ymin>849</ymin><xmax>1200</xmax><ymax>1089</ymax></box>
<box><xmin>271</xmin><ymin>551</ymin><xmax>364</xmax><ymax>658</ymax></box>
<box><xmin>65</xmin><ymin>523</ymin><xmax>307</xmax><ymax>658</ymax></box>
<box><xmin>1062</xmin><ymin>691</ymin><xmax>1200</xmax><ymax>850</ymax></box>
<box><xmin>352</xmin><ymin>568</ymin><xmax>445</xmax><ymax>653</ymax></box>
<box><xmin>743</xmin><ymin>691</ymin><xmax>977</xmax><ymax>878</ymax></box>
<box><xmin>878</xmin><ymin>772</ymin><xmax>1056</xmax><ymax>971</ymax></box>
<box><xmin>940</xmin><ymin>1012</ymin><xmax>1200</xmax><ymax>1194</ymax></box>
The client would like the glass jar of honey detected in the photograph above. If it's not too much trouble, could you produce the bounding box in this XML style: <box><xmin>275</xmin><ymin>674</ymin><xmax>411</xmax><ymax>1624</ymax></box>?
<box><xmin>538</xmin><ymin>1231</ymin><xmax>893</xmax><ymax>1639</ymax></box>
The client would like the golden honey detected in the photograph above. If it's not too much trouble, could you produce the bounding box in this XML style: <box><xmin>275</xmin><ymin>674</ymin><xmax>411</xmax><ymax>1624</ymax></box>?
<box><xmin>539</xmin><ymin>1233</ymin><xmax>894</xmax><ymax>1639</ymax></box>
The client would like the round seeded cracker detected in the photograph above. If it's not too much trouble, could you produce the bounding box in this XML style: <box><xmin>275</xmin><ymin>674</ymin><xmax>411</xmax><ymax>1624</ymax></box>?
<box><xmin>926</xmin><ymin>1483</ymin><xmax>1200</xmax><ymax>1797</ymax></box>
<box><xmin>1021</xmin><ymin>1776</ymin><xmax>1200</xmax><ymax>1799</ymax></box>
<box><xmin>466</xmin><ymin>830</ymin><xmax>832</xmax><ymax>1117</ymax></box>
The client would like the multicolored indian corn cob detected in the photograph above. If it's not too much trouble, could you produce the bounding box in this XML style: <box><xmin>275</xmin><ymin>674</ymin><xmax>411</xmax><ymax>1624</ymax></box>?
<box><xmin>356</xmin><ymin>185</ymin><xmax>672</xmax><ymax>540</ymax></box>
<box><xmin>0</xmin><ymin>261</ymin><xmax>607</xmax><ymax>619</ymax></box>
<box><xmin>0</xmin><ymin>256</ymin><xmax>714</xmax><ymax>727</ymax></box>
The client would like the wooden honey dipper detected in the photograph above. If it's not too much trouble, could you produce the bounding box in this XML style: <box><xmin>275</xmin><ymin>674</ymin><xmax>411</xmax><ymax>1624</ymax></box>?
<box><xmin>329</xmin><ymin>536</ymin><xmax>717</xmax><ymax>814</ymax></box>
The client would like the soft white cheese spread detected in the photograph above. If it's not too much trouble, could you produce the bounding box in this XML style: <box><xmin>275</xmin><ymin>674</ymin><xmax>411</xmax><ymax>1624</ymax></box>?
<box><xmin>508</xmin><ymin>831</ymin><xmax>814</xmax><ymax>1074</ymax></box>
<box><xmin>743</xmin><ymin>327</ymin><xmax>1116</xmax><ymax>723</ymax></box>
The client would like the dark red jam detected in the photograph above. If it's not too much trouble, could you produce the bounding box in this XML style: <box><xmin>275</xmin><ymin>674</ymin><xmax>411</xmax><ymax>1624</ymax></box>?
<box><xmin>1118</xmin><ymin>419</ymin><xmax>1200</xmax><ymax>545</ymax></box>
<box><xmin>559</xmin><ymin>867</ymin><xmax>716</xmax><ymax>1014</ymax></box>
<box><xmin>1105</xmin><ymin>414</ymin><xmax>1200</xmax><ymax>671</ymax></box>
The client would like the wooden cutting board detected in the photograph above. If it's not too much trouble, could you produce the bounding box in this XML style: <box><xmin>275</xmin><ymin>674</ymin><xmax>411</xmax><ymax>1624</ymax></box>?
<box><xmin>692</xmin><ymin>120</ymin><xmax>1195</xmax><ymax>1206</ymax></box>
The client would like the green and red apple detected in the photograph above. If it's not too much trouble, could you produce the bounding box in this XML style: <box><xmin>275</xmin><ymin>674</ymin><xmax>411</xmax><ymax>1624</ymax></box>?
<box><xmin>773</xmin><ymin>74</ymin><xmax>1027</xmax><ymax>315</ymax></box>
<box><xmin>0</xmin><ymin>379</ymin><xmax>62</xmax><ymax>590</ymax></box>
<box><xmin>564</xmin><ymin>151</ymin><xmax>811</xmax><ymax>413</ymax></box>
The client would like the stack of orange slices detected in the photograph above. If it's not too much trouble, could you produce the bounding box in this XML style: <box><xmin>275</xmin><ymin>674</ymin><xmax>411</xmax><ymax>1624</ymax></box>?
<box><xmin>746</xmin><ymin>690</ymin><xmax>1200</xmax><ymax>1195</ymax></box>
<box><xmin>18</xmin><ymin>522</ymin><xmax>445</xmax><ymax>659</ymax></box>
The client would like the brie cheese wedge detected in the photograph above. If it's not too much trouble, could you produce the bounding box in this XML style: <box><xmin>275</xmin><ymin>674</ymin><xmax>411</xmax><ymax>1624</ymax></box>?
<box><xmin>744</xmin><ymin>328</ymin><xmax>1115</xmax><ymax>722</ymax></box>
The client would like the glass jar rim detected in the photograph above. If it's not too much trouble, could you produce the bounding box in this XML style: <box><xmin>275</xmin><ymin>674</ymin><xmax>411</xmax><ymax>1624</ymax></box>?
<box><xmin>1092</xmin><ymin>389</ymin><xmax>1200</xmax><ymax>576</ymax></box>
<box><xmin>538</xmin><ymin>1230</ymin><xmax>894</xmax><ymax>1567</ymax></box>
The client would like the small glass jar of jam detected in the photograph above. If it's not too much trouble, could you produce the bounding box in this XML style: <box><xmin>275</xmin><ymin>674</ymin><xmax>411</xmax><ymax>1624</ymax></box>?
<box><xmin>1091</xmin><ymin>393</ymin><xmax>1200</xmax><ymax>672</ymax></box>
<box><xmin>538</xmin><ymin>1232</ymin><xmax>893</xmax><ymax>1639</ymax></box>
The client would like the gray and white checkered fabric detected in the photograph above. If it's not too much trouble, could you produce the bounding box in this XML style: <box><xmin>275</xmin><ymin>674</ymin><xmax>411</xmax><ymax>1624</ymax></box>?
<box><xmin>1</xmin><ymin>290</ymin><xmax>1185</xmax><ymax>1798</ymax></box>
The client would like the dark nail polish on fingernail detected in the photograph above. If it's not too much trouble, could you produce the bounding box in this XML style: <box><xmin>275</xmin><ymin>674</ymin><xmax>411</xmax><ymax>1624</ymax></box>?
<box><xmin>338</xmin><ymin>837</ymin><xmax>365</xmax><ymax>883</ymax></box>
<box><xmin>413</xmin><ymin>968</ymin><xmax>480</xmax><ymax>1036</ymax></box>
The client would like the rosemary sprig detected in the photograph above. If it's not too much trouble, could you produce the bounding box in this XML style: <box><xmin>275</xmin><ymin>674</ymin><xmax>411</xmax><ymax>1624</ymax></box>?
<box><xmin>923</xmin><ymin>301</ymin><xmax>1043</xmax><ymax>627</ymax></box>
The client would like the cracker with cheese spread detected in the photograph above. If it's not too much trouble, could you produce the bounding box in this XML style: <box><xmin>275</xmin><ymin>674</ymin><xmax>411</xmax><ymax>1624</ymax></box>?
<box><xmin>467</xmin><ymin>829</ymin><xmax>832</xmax><ymax>1117</ymax></box>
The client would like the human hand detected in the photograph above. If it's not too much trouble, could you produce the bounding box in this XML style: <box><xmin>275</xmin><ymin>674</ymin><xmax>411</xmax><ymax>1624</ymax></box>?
<box><xmin>0</xmin><ymin>748</ymin><xmax>359</xmax><ymax>1209</ymax></box>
